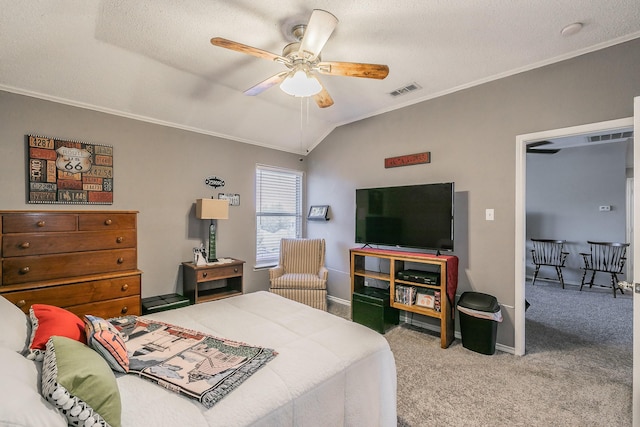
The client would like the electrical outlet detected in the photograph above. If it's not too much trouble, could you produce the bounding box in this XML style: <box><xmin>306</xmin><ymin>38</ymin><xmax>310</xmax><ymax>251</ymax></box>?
<box><xmin>599</xmin><ymin>205</ymin><xmax>611</xmax><ymax>211</ymax></box>
<box><xmin>364</xmin><ymin>280</ymin><xmax>369</xmax><ymax>287</ymax></box>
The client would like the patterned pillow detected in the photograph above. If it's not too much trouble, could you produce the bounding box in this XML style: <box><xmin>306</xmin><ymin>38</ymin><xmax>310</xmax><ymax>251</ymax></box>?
<box><xmin>41</xmin><ymin>336</ymin><xmax>121</xmax><ymax>427</ymax></box>
<box><xmin>84</xmin><ymin>315</ymin><xmax>129</xmax><ymax>373</ymax></box>
<box><xmin>27</xmin><ymin>304</ymin><xmax>86</xmax><ymax>361</ymax></box>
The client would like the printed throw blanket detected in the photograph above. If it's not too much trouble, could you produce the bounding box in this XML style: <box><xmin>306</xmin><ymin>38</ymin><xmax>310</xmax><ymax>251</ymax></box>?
<box><xmin>109</xmin><ymin>316</ymin><xmax>277</xmax><ymax>408</ymax></box>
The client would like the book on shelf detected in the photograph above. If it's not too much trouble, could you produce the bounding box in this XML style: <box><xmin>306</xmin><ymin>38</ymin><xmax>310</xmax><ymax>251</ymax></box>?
<box><xmin>434</xmin><ymin>290</ymin><xmax>441</xmax><ymax>312</ymax></box>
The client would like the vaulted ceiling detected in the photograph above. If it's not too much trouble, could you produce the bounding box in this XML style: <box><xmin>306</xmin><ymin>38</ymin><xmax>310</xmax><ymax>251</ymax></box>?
<box><xmin>1</xmin><ymin>1</ymin><xmax>639</xmax><ymax>154</ymax></box>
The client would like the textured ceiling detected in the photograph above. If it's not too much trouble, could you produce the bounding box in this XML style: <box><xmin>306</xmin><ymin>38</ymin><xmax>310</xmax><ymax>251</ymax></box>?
<box><xmin>1</xmin><ymin>0</ymin><xmax>639</xmax><ymax>154</ymax></box>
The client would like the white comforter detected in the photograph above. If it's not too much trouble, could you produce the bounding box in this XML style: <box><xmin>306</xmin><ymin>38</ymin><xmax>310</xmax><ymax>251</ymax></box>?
<box><xmin>118</xmin><ymin>291</ymin><xmax>397</xmax><ymax>426</ymax></box>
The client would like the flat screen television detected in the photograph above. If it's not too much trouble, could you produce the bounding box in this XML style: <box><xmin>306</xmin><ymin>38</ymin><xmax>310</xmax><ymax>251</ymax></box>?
<box><xmin>355</xmin><ymin>182</ymin><xmax>454</xmax><ymax>252</ymax></box>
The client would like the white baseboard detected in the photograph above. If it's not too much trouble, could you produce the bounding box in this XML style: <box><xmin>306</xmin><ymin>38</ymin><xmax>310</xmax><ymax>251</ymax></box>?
<box><xmin>400</xmin><ymin>313</ymin><xmax>515</xmax><ymax>355</ymax></box>
<box><xmin>327</xmin><ymin>295</ymin><xmax>351</xmax><ymax>306</ymax></box>
<box><xmin>330</xmin><ymin>296</ymin><xmax>515</xmax><ymax>355</ymax></box>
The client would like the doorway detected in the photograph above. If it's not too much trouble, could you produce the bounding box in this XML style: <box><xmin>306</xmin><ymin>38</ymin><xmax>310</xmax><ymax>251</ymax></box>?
<box><xmin>514</xmin><ymin>117</ymin><xmax>634</xmax><ymax>356</ymax></box>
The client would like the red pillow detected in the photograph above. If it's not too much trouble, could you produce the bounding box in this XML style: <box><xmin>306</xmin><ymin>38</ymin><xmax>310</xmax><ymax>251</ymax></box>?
<box><xmin>27</xmin><ymin>304</ymin><xmax>86</xmax><ymax>361</ymax></box>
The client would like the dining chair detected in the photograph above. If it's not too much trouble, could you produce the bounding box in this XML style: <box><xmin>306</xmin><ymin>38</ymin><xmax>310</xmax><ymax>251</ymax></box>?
<box><xmin>530</xmin><ymin>239</ymin><xmax>569</xmax><ymax>288</ymax></box>
<box><xmin>579</xmin><ymin>241</ymin><xmax>630</xmax><ymax>298</ymax></box>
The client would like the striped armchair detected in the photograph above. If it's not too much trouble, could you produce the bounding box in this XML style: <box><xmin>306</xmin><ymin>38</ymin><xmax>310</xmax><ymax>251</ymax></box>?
<box><xmin>269</xmin><ymin>238</ymin><xmax>328</xmax><ymax>311</ymax></box>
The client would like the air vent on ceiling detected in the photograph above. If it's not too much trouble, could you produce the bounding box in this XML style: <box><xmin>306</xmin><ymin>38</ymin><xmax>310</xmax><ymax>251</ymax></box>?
<box><xmin>389</xmin><ymin>82</ymin><xmax>422</xmax><ymax>97</ymax></box>
<box><xmin>588</xmin><ymin>131</ymin><xmax>633</xmax><ymax>143</ymax></box>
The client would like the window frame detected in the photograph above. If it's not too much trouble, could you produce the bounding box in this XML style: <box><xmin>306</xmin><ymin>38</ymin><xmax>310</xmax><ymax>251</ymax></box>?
<box><xmin>255</xmin><ymin>164</ymin><xmax>304</xmax><ymax>268</ymax></box>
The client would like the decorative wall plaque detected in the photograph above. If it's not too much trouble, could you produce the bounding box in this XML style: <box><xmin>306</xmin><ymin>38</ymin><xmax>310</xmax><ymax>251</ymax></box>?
<box><xmin>27</xmin><ymin>134</ymin><xmax>113</xmax><ymax>204</ymax></box>
<box><xmin>218</xmin><ymin>193</ymin><xmax>240</xmax><ymax>206</ymax></box>
<box><xmin>205</xmin><ymin>176</ymin><xmax>225</xmax><ymax>189</ymax></box>
<box><xmin>384</xmin><ymin>151</ymin><xmax>431</xmax><ymax>168</ymax></box>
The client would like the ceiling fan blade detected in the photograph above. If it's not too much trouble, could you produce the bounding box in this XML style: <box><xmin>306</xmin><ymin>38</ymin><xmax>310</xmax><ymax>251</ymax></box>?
<box><xmin>313</xmin><ymin>80</ymin><xmax>334</xmax><ymax>108</ymax></box>
<box><xmin>211</xmin><ymin>37</ymin><xmax>286</xmax><ymax>63</ymax></box>
<box><xmin>243</xmin><ymin>71</ymin><xmax>289</xmax><ymax>96</ymax></box>
<box><xmin>298</xmin><ymin>9</ymin><xmax>338</xmax><ymax>61</ymax></box>
<box><xmin>317</xmin><ymin>61</ymin><xmax>389</xmax><ymax>79</ymax></box>
<box><xmin>526</xmin><ymin>140</ymin><xmax>560</xmax><ymax>154</ymax></box>
<box><xmin>527</xmin><ymin>140</ymin><xmax>554</xmax><ymax>148</ymax></box>
<box><xmin>526</xmin><ymin>148</ymin><xmax>561</xmax><ymax>154</ymax></box>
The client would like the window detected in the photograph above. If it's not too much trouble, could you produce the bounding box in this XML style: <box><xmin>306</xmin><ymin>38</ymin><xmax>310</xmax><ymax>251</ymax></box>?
<box><xmin>255</xmin><ymin>165</ymin><xmax>303</xmax><ymax>267</ymax></box>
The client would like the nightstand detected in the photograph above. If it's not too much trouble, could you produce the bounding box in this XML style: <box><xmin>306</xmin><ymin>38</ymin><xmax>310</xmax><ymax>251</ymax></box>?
<box><xmin>181</xmin><ymin>258</ymin><xmax>245</xmax><ymax>304</ymax></box>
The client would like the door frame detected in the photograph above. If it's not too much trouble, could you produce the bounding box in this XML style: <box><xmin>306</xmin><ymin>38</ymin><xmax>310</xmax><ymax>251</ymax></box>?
<box><xmin>514</xmin><ymin>117</ymin><xmax>634</xmax><ymax>356</ymax></box>
<box><xmin>633</xmin><ymin>96</ymin><xmax>639</xmax><ymax>426</ymax></box>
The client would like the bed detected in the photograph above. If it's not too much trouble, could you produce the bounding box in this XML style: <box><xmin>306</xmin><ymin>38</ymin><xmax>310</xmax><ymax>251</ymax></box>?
<box><xmin>0</xmin><ymin>291</ymin><xmax>397</xmax><ymax>427</ymax></box>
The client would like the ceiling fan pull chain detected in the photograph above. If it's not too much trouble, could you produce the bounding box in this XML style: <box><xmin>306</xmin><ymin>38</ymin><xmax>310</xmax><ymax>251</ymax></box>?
<box><xmin>306</xmin><ymin>97</ymin><xmax>310</xmax><ymax>153</ymax></box>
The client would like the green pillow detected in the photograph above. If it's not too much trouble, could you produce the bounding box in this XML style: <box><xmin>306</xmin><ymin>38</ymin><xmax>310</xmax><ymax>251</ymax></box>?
<box><xmin>41</xmin><ymin>336</ymin><xmax>121</xmax><ymax>427</ymax></box>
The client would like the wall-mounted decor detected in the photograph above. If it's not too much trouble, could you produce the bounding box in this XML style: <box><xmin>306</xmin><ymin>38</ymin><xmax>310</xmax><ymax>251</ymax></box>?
<box><xmin>308</xmin><ymin>205</ymin><xmax>329</xmax><ymax>221</ymax></box>
<box><xmin>384</xmin><ymin>151</ymin><xmax>430</xmax><ymax>168</ymax></box>
<box><xmin>218</xmin><ymin>193</ymin><xmax>240</xmax><ymax>206</ymax></box>
<box><xmin>26</xmin><ymin>134</ymin><xmax>113</xmax><ymax>204</ymax></box>
<box><xmin>205</xmin><ymin>176</ymin><xmax>225</xmax><ymax>189</ymax></box>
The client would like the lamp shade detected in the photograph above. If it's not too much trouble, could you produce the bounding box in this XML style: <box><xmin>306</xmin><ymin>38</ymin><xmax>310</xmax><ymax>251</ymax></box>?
<box><xmin>196</xmin><ymin>199</ymin><xmax>229</xmax><ymax>220</ymax></box>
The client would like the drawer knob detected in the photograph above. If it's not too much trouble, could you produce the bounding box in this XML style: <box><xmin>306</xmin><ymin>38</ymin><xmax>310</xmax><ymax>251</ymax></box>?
<box><xmin>234</xmin><ymin>268</ymin><xmax>238</xmax><ymax>273</ymax></box>
<box><xmin>19</xmin><ymin>266</ymin><xmax>30</xmax><ymax>274</ymax></box>
<box><xmin>121</xmin><ymin>306</ymin><xmax>128</xmax><ymax>314</ymax></box>
<box><xmin>121</xmin><ymin>283</ymin><xmax>129</xmax><ymax>291</ymax></box>
<box><xmin>203</xmin><ymin>272</ymin><xmax>208</xmax><ymax>278</ymax></box>
<box><xmin>117</xmin><ymin>257</ymin><xmax>124</xmax><ymax>264</ymax></box>
<box><xmin>116</xmin><ymin>236</ymin><xmax>123</xmax><ymax>243</ymax></box>
<box><xmin>19</xmin><ymin>242</ymin><xmax>31</xmax><ymax>249</ymax></box>
<box><xmin>105</xmin><ymin>219</ymin><xmax>113</xmax><ymax>226</ymax></box>
<box><xmin>16</xmin><ymin>299</ymin><xmax>26</xmax><ymax>308</ymax></box>
<box><xmin>37</xmin><ymin>220</ymin><xmax>45</xmax><ymax>227</ymax></box>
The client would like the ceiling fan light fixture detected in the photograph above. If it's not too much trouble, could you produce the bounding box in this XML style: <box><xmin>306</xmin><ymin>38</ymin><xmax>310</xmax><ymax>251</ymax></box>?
<box><xmin>280</xmin><ymin>69</ymin><xmax>322</xmax><ymax>97</ymax></box>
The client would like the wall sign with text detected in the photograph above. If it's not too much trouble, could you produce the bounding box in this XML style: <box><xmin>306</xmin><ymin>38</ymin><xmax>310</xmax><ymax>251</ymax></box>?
<box><xmin>384</xmin><ymin>151</ymin><xmax>431</xmax><ymax>168</ymax></box>
<box><xmin>218</xmin><ymin>193</ymin><xmax>240</xmax><ymax>206</ymax></box>
<box><xmin>27</xmin><ymin>134</ymin><xmax>114</xmax><ymax>204</ymax></box>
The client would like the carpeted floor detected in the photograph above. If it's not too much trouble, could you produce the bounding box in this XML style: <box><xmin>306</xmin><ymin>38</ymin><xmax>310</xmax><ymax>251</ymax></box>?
<box><xmin>331</xmin><ymin>281</ymin><xmax>633</xmax><ymax>426</ymax></box>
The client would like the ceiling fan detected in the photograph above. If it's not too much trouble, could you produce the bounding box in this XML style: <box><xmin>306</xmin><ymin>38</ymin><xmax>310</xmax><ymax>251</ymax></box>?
<box><xmin>210</xmin><ymin>9</ymin><xmax>389</xmax><ymax>108</ymax></box>
<box><xmin>526</xmin><ymin>140</ymin><xmax>561</xmax><ymax>154</ymax></box>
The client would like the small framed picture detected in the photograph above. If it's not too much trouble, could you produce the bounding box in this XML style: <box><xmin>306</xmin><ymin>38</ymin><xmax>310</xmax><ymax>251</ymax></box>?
<box><xmin>416</xmin><ymin>292</ymin><xmax>435</xmax><ymax>309</ymax></box>
<box><xmin>308</xmin><ymin>205</ymin><xmax>329</xmax><ymax>221</ymax></box>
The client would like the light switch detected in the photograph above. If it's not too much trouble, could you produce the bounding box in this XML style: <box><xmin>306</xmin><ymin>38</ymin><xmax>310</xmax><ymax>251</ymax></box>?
<box><xmin>486</xmin><ymin>209</ymin><xmax>495</xmax><ymax>221</ymax></box>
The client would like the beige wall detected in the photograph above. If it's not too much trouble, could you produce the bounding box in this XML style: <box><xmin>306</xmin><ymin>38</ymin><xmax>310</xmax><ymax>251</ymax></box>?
<box><xmin>2</xmin><ymin>38</ymin><xmax>639</xmax><ymax>349</ymax></box>
<box><xmin>307</xmin><ymin>38</ymin><xmax>640</xmax><ymax>347</ymax></box>
<box><xmin>0</xmin><ymin>92</ymin><xmax>304</xmax><ymax>297</ymax></box>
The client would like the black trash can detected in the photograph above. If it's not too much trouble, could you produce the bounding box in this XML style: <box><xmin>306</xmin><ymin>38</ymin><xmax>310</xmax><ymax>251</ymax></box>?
<box><xmin>457</xmin><ymin>292</ymin><xmax>502</xmax><ymax>355</ymax></box>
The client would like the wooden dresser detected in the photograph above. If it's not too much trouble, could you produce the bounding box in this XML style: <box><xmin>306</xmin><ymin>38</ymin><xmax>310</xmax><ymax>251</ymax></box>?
<box><xmin>0</xmin><ymin>210</ymin><xmax>142</xmax><ymax>318</ymax></box>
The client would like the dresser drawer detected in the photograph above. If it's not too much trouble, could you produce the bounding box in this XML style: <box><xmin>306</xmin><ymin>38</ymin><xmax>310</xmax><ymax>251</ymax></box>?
<box><xmin>2</xmin><ymin>229</ymin><xmax>136</xmax><ymax>257</ymax></box>
<box><xmin>1</xmin><ymin>274</ymin><xmax>141</xmax><ymax>313</ymax></box>
<box><xmin>197</xmin><ymin>264</ymin><xmax>243</xmax><ymax>282</ymax></box>
<box><xmin>2</xmin><ymin>248</ymin><xmax>137</xmax><ymax>285</ymax></box>
<box><xmin>2</xmin><ymin>213</ymin><xmax>76</xmax><ymax>233</ymax></box>
<box><xmin>66</xmin><ymin>296</ymin><xmax>141</xmax><ymax>319</ymax></box>
<box><xmin>78</xmin><ymin>213</ymin><xmax>136</xmax><ymax>231</ymax></box>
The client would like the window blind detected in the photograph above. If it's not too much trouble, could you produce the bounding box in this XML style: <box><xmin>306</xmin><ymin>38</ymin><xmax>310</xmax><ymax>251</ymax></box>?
<box><xmin>255</xmin><ymin>165</ymin><xmax>303</xmax><ymax>267</ymax></box>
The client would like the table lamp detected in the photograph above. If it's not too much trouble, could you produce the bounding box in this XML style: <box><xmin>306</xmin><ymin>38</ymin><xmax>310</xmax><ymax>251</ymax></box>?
<box><xmin>196</xmin><ymin>198</ymin><xmax>229</xmax><ymax>262</ymax></box>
